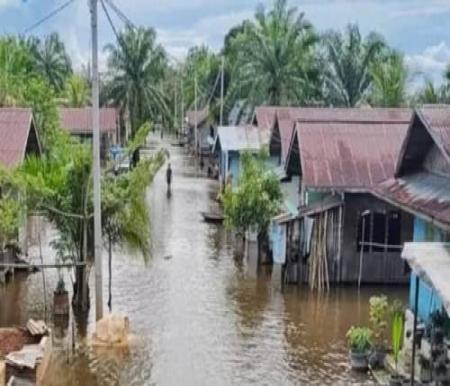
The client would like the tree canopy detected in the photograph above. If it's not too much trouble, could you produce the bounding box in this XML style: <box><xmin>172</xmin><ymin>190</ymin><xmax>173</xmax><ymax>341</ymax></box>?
<box><xmin>222</xmin><ymin>152</ymin><xmax>282</xmax><ymax>236</ymax></box>
<box><xmin>103</xmin><ymin>26</ymin><xmax>170</xmax><ymax>134</ymax></box>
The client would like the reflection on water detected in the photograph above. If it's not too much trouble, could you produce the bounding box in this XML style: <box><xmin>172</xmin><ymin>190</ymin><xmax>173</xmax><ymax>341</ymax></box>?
<box><xmin>0</xmin><ymin>138</ymin><xmax>407</xmax><ymax>385</ymax></box>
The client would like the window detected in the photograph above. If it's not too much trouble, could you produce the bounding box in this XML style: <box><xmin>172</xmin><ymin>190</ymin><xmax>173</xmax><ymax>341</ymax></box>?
<box><xmin>387</xmin><ymin>211</ymin><xmax>401</xmax><ymax>251</ymax></box>
<box><xmin>372</xmin><ymin>212</ymin><xmax>386</xmax><ymax>252</ymax></box>
<box><xmin>356</xmin><ymin>210</ymin><xmax>402</xmax><ymax>253</ymax></box>
<box><xmin>357</xmin><ymin>212</ymin><xmax>371</xmax><ymax>252</ymax></box>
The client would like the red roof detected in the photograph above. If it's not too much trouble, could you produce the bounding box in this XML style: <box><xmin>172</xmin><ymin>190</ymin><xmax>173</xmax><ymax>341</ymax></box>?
<box><xmin>297</xmin><ymin>121</ymin><xmax>409</xmax><ymax>190</ymax></box>
<box><xmin>253</xmin><ymin>106</ymin><xmax>277</xmax><ymax>130</ymax></box>
<box><xmin>0</xmin><ymin>108</ymin><xmax>34</xmax><ymax>169</ymax></box>
<box><xmin>59</xmin><ymin>108</ymin><xmax>117</xmax><ymax>134</ymax></box>
<box><xmin>372</xmin><ymin>106</ymin><xmax>450</xmax><ymax>231</ymax></box>
<box><xmin>417</xmin><ymin>106</ymin><xmax>450</xmax><ymax>159</ymax></box>
<box><xmin>260</xmin><ymin>106</ymin><xmax>412</xmax><ymax>164</ymax></box>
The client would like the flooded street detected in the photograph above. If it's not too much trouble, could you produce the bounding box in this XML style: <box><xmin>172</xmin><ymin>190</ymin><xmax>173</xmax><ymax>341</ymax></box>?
<box><xmin>0</xmin><ymin>137</ymin><xmax>407</xmax><ymax>385</ymax></box>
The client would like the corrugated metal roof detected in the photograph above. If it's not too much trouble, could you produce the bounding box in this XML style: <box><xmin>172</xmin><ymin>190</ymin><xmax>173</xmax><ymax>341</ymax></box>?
<box><xmin>373</xmin><ymin>172</ymin><xmax>450</xmax><ymax>231</ymax></box>
<box><xmin>402</xmin><ymin>242</ymin><xmax>450</xmax><ymax>315</ymax></box>
<box><xmin>0</xmin><ymin>108</ymin><xmax>33</xmax><ymax>169</ymax></box>
<box><xmin>59</xmin><ymin>108</ymin><xmax>117</xmax><ymax>134</ymax></box>
<box><xmin>253</xmin><ymin>106</ymin><xmax>277</xmax><ymax>130</ymax></box>
<box><xmin>298</xmin><ymin>196</ymin><xmax>343</xmax><ymax>217</ymax></box>
<box><xmin>418</xmin><ymin>106</ymin><xmax>450</xmax><ymax>159</ymax></box>
<box><xmin>186</xmin><ymin>107</ymin><xmax>209</xmax><ymax>128</ymax></box>
<box><xmin>262</xmin><ymin>107</ymin><xmax>412</xmax><ymax>166</ymax></box>
<box><xmin>216</xmin><ymin>125</ymin><xmax>271</xmax><ymax>152</ymax></box>
<box><xmin>297</xmin><ymin>121</ymin><xmax>409</xmax><ymax>190</ymax></box>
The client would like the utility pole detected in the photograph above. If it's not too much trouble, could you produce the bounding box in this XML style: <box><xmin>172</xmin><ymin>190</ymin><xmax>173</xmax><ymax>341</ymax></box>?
<box><xmin>220</xmin><ymin>55</ymin><xmax>225</xmax><ymax>126</ymax></box>
<box><xmin>174</xmin><ymin>79</ymin><xmax>177</xmax><ymax>135</ymax></box>
<box><xmin>90</xmin><ymin>0</ymin><xmax>103</xmax><ymax>321</ymax></box>
<box><xmin>194</xmin><ymin>73</ymin><xmax>198</xmax><ymax>155</ymax></box>
<box><xmin>180</xmin><ymin>77</ymin><xmax>184</xmax><ymax>138</ymax></box>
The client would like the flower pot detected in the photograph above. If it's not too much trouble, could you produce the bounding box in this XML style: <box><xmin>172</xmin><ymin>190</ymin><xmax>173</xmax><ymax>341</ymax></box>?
<box><xmin>389</xmin><ymin>374</ymin><xmax>404</xmax><ymax>386</ymax></box>
<box><xmin>368</xmin><ymin>348</ymin><xmax>387</xmax><ymax>369</ymax></box>
<box><xmin>54</xmin><ymin>290</ymin><xmax>69</xmax><ymax>316</ymax></box>
<box><xmin>349</xmin><ymin>350</ymin><xmax>369</xmax><ymax>371</ymax></box>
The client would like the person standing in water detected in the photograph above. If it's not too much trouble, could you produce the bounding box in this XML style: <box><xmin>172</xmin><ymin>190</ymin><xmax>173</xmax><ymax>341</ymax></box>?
<box><xmin>166</xmin><ymin>162</ymin><xmax>172</xmax><ymax>193</ymax></box>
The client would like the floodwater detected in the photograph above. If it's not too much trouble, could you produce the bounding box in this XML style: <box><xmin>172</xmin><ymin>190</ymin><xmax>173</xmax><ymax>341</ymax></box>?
<box><xmin>0</xmin><ymin>135</ymin><xmax>408</xmax><ymax>385</ymax></box>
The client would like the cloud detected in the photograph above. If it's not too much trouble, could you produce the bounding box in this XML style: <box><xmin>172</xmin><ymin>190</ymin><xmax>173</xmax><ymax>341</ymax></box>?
<box><xmin>157</xmin><ymin>10</ymin><xmax>253</xmax><ymax>59</ymax></box>
<box><xmin>0</xmin><ymin>0</ymin><xmax>20</xmax><ymax>9</ymax></box>
<box><xmin>405</xmin><ymin>41</ymin><xmax>450</xmax><ymax>84</ymax></box>
<box><xmin>390</xmin><ymin>1</ymin><xmax>450</xmax><ymax>18</ymax></box>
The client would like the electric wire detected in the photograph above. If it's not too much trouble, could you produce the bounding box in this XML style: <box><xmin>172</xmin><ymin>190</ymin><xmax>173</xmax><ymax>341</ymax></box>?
<box><xmin>22</xmin><ymin>0</ymin><xmax>77</xmax><ymax>34</ymax></box>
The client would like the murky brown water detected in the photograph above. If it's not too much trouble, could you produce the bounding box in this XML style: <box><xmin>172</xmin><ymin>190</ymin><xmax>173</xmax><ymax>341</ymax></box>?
<box><xmin>0</xmin><ymin>136</ymin><xmax>407</xmax><ymax>385</ymax></box>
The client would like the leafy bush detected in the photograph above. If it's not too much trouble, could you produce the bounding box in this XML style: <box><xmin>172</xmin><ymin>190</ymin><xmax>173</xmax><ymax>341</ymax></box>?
<box><xmin>222</xmin><ymin>151</ymin><xmax>282</xmax><ymax>236</ymax></box>
<box><xmin>346</xmin><ymin>326</ymin><xmax>373</xmax><ymax>353</ymax></box>
<box><xmin>369</xmin><ymin>295</ymin><xmax>389</xmax><ymax>349</ymax></box>
<box><xmin>390</xmin><ymin>300</ymin><xmax>405</xmax><ymax>370</ymax></box>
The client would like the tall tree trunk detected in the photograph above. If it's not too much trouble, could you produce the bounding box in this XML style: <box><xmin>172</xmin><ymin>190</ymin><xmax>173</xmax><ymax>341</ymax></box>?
<box><xmin>107</xmin><ymin>237</ymin><xmax>112</xmax><ymax>313</ymax></box>
<box><xmin>73</xmin><ymin>217</ymin><xmax>90</xmax><ymax>312</ymax></box>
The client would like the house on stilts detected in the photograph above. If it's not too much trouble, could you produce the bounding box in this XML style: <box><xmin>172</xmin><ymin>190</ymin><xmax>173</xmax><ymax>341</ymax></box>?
<box><xmin>372</xmin><ymin>106</ymin><xmax>450</xmax><ymax>321</ymax></box>
<box><xmin>280</xmin><ymin>107</ymin><xmax>416</xmax><ymax>287</ymax></box>
<box><xmin>0</xmin><ymin>108</ymin><xmax>41</xmax><ymax>282</ymax></box>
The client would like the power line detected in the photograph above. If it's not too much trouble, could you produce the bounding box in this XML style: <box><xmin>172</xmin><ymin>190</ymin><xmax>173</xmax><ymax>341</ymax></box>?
<box><xmin>104</xmin><ymin>0</ymin><xmax>136</xmax><ymax>29</ymax></box>
<box><xmin>22</xmin><ymin>0</ymin><xmax>77</xmax><ymax>34</ymax></box>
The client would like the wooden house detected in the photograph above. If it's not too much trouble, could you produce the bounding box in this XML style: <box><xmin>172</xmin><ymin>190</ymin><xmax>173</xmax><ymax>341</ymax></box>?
<box><xmin>185</xmin><ymin>107</ymin><xmax>214</xmax><ymax>156</ymax></box>
<box><xmin>373</xmin><ymin>106</ymin><xmax>450</xmax><ymax>321</ymax></box>
<box><xmin>283</xmin><ymin>108</ymin><xmax>415</xmax><ymax>286</ymax></box>
<box><xmin>213</xmin><ymin>125</ymin><xmax>270</xmax><ymax>188</ymax></box>
<box><xmin>59</xmin><ymin>107</ymin><xmax>118</xmax><ymax>160</ymax></box>
<box><xmin>0</xmin><ymin>108</ymin><xmax>41</xmax><ymax>267</ymax></box>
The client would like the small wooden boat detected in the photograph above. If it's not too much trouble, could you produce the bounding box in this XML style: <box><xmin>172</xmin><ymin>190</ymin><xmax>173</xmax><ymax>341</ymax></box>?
<box><xmin>201</xmin><ymin>212</ymin><xmax>224</xmax><ymax>224</ymax></box>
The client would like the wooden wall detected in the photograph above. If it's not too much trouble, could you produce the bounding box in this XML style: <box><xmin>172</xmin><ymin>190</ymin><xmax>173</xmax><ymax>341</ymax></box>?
<box><xmin>340</xmin><ymin>193</ymin><xmax>414</xmax><ymax>284</ymax></box>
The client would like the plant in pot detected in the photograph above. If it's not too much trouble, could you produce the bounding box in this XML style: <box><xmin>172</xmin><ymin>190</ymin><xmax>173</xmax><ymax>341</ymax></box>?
<box><xmin>368</xmin><ymin>295</ymin><xmax>389</xmax><ymax>368</ymax></box>
<box><xmin>389</xmin><ymin>300</ymin><xmax>405</xmax><ymax>386</ymax></box>
<box><xmin>346</xmin><ymin>326</ymin><xmax>373</xmax><ymax>371</ymax></box>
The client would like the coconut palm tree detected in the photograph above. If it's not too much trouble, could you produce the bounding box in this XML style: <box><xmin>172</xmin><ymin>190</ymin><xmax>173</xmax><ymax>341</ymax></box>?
<box><xmin>415</xmin><ymin>79</ymin><xmax>450</xmax><ymax>104</ymax></box>
<box><xmin>0</xmin><ymin>37</ymin><xmax>31</xmax><ymax>106</ymax></box>
<box><xmin>62</xmin><ymin>74</ymin><xmax>90</xmax><ymax>107</ymax></box>
<box><xmin>322</xmin><ymin>24</ymin><xmax>385</xmax><ymax>107</ymax></box>
<box><xmin>228</xmin><ymin>0</ymin><xmax>320</xmax><ymax>108</ymax></box>
<box><xmin>104</xmin><ymin>26</ymin><xmax>169</xmax><ymax>135</ymax></box>
<box><xmin>29</xmin><ymin>33</ymin><xmax>72</xmax><ymax>93</ymax></box>
<box><xmin>370</xmin><ymin>52</ymin><xmax>407</xmax><ymax>107</ymax></box>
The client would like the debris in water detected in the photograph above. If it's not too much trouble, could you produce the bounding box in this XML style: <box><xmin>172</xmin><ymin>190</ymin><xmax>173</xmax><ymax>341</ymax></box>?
<box><xmin>5</xmin><ymin>344</ymin><xmax>44</xmax><ymax>370</ymax></box>
<box><xmin>92</xmin><ymin>315</ymin><xmax>130</xmax><ymax>347</ymax></box>
<box><xmin>26</xmin><ymin>320</ymin><xmax>48</xmax><ymax>337</ymax></box>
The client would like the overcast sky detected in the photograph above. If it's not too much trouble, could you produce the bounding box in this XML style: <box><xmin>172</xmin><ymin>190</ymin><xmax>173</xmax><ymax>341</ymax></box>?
<box><xmin>1</xmin><ymin>0</ymin><xmax>450</xmax><ymax>85</ymax></box>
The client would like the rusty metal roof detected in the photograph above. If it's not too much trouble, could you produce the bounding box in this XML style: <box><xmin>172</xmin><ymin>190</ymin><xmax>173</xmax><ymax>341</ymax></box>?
<box><xmin>59</xmin><ymin>108</ymin><xmax>117</xmax><ymax>134</ymax></box>
<box><xmin>417</xmin><ymin>106</ymin><xmax>450</xmax><ymax>159</ymax></box>
<box><xmin>261</xmin><ymin>106</ymin><xmax>412</xmax><ymax>165</ymax></box>
<box><xmin>297</xmin><ymin>121</ymin><xmax>409</xmax><ymax>190</ymax></box>
<box><xmin>372</xmin><ymin>106</ymin><xmax>450</xmax><ymax>231</ymax></box>
<box><xmin>374</xmin><ymin>172</ymin><xmax>450</xmax><ymax>231</ymax></box>
<box><xmin>0</xmin><ymin>108</ymin><xmax>34</xmax><ymax>169</ymax></box>
<box><xmin>185</xmin><ymin>107</ymin><xmax>209</xmax><ymax>128</ymax></box>
<box><xmin>253</xmin><ymin>106</ymin><xmax>277</xmax><ymax>130</ymax></box>
<box><xmin>215</xmin><ymin>125</ymin><xmax>270</xmax><ymax>152</ymax></box>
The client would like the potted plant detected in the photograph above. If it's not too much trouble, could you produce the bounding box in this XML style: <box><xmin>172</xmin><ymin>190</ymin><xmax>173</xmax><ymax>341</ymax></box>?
<box><xmin>346</xmin><ymin>326</ymin><xmax>373</xmax><ymax>370</ymax></box>
<box><xmin>390</xmin><ymin>301</ymin><xmax>405</xmax><ymax>386</ymax></box>
<box><xmin>369</xmin><ymin>295</ymin><xmax>389</xmax><ymax>368</ymax></box>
